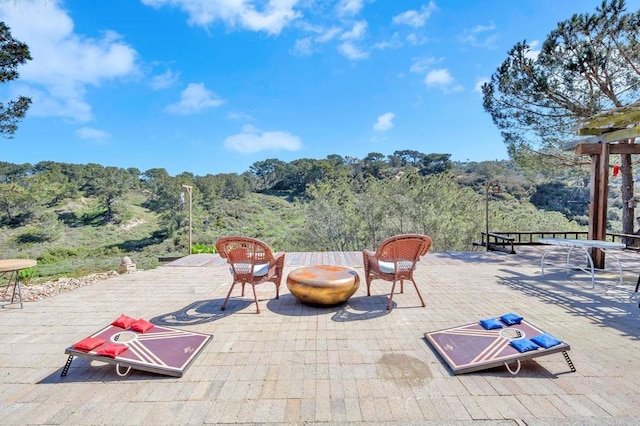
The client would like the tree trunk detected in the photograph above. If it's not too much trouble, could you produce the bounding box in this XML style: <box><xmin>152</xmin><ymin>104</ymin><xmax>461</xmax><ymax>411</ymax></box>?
<box><xmin>620</xmin><ymin>152</ymin><xmax>634</xmax><ymax>239</ymax></box>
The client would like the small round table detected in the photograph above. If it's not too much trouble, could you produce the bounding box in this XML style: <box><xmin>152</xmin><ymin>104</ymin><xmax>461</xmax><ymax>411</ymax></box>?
<box><xmin>286</xmin><ymin>265</ymin><xmax>360</xmax><ymax>307</ymax></box>
<box><xmin>1</xmin><ymin>259</ymin><xmax>37</xmax><ymax>309</ymax></box>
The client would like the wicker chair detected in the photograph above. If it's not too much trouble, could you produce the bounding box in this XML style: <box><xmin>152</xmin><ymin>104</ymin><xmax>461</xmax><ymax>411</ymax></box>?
<box><xmin>215</xmin><ymin>236</ymin><xmax>285</xmax><ymax>314</ymax></box>
<box><xmin>362</xmin><ymin>234</ymin><xmax>432</xmax><ymax>310</ymax></box>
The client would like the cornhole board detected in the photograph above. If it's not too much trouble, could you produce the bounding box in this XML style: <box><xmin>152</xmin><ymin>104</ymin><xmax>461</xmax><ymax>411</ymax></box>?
<box><xmin>62</xmin><ymin>324</ymin><xmax>212</xmax><ymax>378</ymax></box>
<box><xmin>424</xmin><ymin>319</ymin><xmax>575</xmax><ymax>375</ymax></box>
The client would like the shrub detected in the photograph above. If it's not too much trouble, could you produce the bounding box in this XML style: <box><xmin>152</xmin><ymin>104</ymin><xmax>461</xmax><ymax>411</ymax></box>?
<box><xmin>14</xmin><ymin>226</ymin><xmax>60</xmax><ymax>244</ymax></box>
<box><xmin>18</xmin><ymin>267</ymin><xmax>36</xmax><ymax>284</ymax></box>
<box><xmin>191</xmin><ymin>243</ymin><xmax>216</xmax><ymax>254</ymax></box>
<box><xmin>37</xmin><ymin>247</ymin><xmax>84</xmax><ymax>264</ymax></box>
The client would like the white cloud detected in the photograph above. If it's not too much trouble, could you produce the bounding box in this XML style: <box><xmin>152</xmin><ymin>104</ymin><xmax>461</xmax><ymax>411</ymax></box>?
<box><xmin>292</xmin><ymin>37</ymin><xmax>314</xmax><ymax>56</ymax></box>
<box><xmin>290</xmin><ymin>26</ymin><xmax>342</xmax><ymax>56</ymax></box>
<box><xmin>459</xmin><ymin>21</ymin><xmax>498</xmax><ymax>48</ymax></box>
<box><xmin>151</xmin><ymin>69</ymin><xmax>180</xmax><ymax>89</ymax></box>
<box><xmin>224</xmin><ymin>125</ymin><xmax>302</xmax><ymax>153</ymax></box>
<box><xmin>141</xmin><ymin>0</ymin><xmax>301</xmax><ymax>35</ymax></box>
<box><xmin>372</xmin><ymin>32</ymin><xmax>403</xmax><ymax>51</ymax></box>
<box><xmin>226</xmin><ymin>111</ymin><xmax>253</xmax><ymax>121</ymax></box>
<box><xmin>165</xmin><ymin>83</ymin><xmax>225</xmax><ymax>114</ymax></box>
<box><xmin>336</xmin><ymin>0</ymin><xmax>364</xmax><ymax>17</ymax></box>
<box><xmin>472</xmin><ymin>23</ymin><xmax>496</xmax><ymax>33</ymax></box>
<box><xmin>474</xmin><ymin>77</ymin><xmax>489</xmax><ymax>94</ymax></box>
<box><xmin>76</xmin><ymin>126</ymin><xmax>111</xmax><ymax>141</ymax></box>
<box><xmin>425</xmin><ymin>69</ymin><xmax>463</xmax><ymax>92</ymax></box>
<box><xmin>338</xmin><ymin>42</ymin><xmax>368</xmax><ymax>60</ymax></box>
<box><xmin>0</xmin><ymin>1</ymin><xmax>139</xmax><ymax>122</ymax></box>
<box><xmin>392</xmin><ymin>1</ymin><xmax>437</xmax><ymax>28</ymax></box>
<box><xmin>316</xmin><ymin>27</ymin><xmax>341</xmax><ymax>43</ymax></box>
<box><xmin>341</xmin><ymin>21</ymin><xmax>367</xmax><ymax>40</ymax></box>
<box><xmin>410</xmin><ymin>56</ymin><xmax>439</xmax><ymax>73</ymax></box>
<box><xmin>373</xmin><ymin>112</ymin><xmax>395</xmax><ymax>131</ymax></box>
<box><xmin>406</xmin><ymin>33</ymin><xmax>428</xmax><ymax>45</ymax></box>
<box><xmin>425</xmin><ymin>69</ymin><xmax>453</xmax><ymax>86</ymax></box>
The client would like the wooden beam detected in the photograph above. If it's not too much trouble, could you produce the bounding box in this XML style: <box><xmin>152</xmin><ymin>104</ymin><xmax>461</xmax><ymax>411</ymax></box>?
<box><xmin>563</xmin><ymin>136</ymin><xmax>602</xmax><ymax>150</ymax></box>
<box><xmin>566</xmin><ymin>127</ymin><xmax>640</xmax><ymax>152</ymax></box>
<box><xmin>575</xmin><ymin>142</ymin><xmax>640</xmax><ymax>155</ymax></box>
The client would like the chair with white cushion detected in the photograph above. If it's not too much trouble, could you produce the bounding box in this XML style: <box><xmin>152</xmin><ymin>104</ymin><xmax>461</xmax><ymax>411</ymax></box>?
<box><xmin>362</xmin><ymin>234</ymin><xmax>432</xmax><ymax>311</ymax></box>
<box><xmin>215</xmin><ymin>236</ymin><xmax>285</xmax><ymax>313</ymax></box>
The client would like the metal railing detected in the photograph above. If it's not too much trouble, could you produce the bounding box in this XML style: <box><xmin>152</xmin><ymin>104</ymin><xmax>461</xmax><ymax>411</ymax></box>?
<box><xmin>477</xmin><ymin>231</ymin><xmax>640</xmax><ymax>253</ymax></box>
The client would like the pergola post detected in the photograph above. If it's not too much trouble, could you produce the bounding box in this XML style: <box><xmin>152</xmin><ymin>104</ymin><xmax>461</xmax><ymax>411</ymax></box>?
<box><xmin>587</xmin><ymin>143</ymin><xmax>609</xmax><ymax>269</ymax></box>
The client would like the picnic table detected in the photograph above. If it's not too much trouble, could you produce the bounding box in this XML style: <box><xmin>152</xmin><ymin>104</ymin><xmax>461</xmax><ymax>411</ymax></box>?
<box><xmin>538</xmin><ymin>238</ymin><xmax>625</xmax><ymax>289</ymax></box>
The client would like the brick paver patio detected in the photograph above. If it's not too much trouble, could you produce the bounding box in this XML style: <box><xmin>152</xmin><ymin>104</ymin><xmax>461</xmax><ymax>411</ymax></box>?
<box><xmin>1</xmin><ymin>247</ymin><xmax>639</xmax><ymax>424</ymax></box>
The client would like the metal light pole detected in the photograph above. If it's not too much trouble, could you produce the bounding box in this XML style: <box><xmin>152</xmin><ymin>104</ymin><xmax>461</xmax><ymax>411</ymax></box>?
<box><xmin>485</xmin><ymin>180</ymin><xmax>501</xmax><ymax>251</ymax></box>
<box><xmin>181</xmin><ymin>184</ymin><xmax>193</xmax><ymax>254</ymax></box>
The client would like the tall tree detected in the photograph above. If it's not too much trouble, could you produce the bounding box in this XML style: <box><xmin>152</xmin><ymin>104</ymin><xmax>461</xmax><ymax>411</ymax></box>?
<box><xmin>420</xmin><ymin>153</ymin><xmax>453</xmax><ymax>175</ymax></box>
<box><xmin>482</xmin><ymin>0</ymin><xmax>640</xmax><ymax>234</ymax></box>
<box><xmin>0</xmin><ymin>22</ymin><xmax>31</xmax><ymax>137</ymax></box>
<box><xmin>249</xmin><ymin>158</ymin><xmax>287</xmax><ymax>192</ymax></box>
<box><xmin>82</xmin><ymin>164</ymin><xmax>135</xmax><ymax>223</ymax></box>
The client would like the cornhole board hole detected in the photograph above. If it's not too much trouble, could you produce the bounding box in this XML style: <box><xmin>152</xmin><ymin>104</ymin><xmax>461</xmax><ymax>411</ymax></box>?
<box><xmin>62</xmin><ymin>324</ymin><xmax>212</xmax><ymax>378</ymax></box>
<box><xmin>424</xmin><ymin>319</ymin><xmax>575</xmax><ymax>375</ymax></box>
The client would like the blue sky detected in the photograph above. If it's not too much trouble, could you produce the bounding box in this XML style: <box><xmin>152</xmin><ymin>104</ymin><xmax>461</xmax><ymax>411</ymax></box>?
<box><xmin>1</xmin><ymin>0</ymin><xmax>639</xmax><ymax>176</ymax></box>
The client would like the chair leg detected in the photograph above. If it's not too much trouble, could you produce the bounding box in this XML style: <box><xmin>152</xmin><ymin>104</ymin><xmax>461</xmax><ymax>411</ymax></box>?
<box><xmin>251</xmin><ymin>285</ymin><xmax>260</xmax><ymax>314</ymax></box>
<box><xmin>410</xmin><ymin>278</ymin><xmax>426</xmax><ymax>307</ymax></box>
<box><xmin>366</xmin><ymin>276</ymin><xmax>371</xmax><ymax>296</ymax></box>
<box><xmin>400</xmin><ymin>279</ymin><xmax>404</xmax><ymax>294</ymax></box>
<box><xmin>387</xmin><ymin>280</ymin><xmax>398</xmax><ymax>310</ymax></box>
<box><xmin>221</xmin><ymin>282</ymin><xmax>237</xmax><ymax>310</ymax></box>
<box><xmin>241</xmin><ymin>283</ymin><xmax>246</xmax><ymax>297</ymax></box>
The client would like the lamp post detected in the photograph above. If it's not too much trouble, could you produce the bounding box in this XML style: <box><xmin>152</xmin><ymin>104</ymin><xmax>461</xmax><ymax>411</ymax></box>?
<box><xmin>181</xmin><ymin>184</ymin><xmax>193</xmax><ymax>255</ymax></box>
<box><xmin>485</xmin><ymin>180</ymin><xmax>501</xmax><ymax>251</ymax></box>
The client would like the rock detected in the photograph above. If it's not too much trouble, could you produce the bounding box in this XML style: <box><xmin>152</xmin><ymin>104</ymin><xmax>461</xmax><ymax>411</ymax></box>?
<box><xmin>19</xmin><ymin>271</ymin><xmax>119</xmax><ymax>302</ymax></box>
<box><xmin>118</xmin><ymin>256</ymin><xmax>137</xmax><ymax>274</ymax></box>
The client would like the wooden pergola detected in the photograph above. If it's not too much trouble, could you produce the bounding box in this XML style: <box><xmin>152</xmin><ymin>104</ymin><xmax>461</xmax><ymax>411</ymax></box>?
<box><xmin>566</xmin><ymin>102</ymin><xmax>640</xmax><ymax>268</ymax></box>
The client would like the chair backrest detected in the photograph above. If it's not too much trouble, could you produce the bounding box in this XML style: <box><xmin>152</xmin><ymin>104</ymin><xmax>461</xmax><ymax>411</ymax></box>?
<box><xmin>215</xmin><ymin>236</ymin><xmax>274</xmax><ymax>265</ymax></box>
<box><xmin>374</xmin><ymin>234</ymin><xmax>432</xmax><ymax>263</ymax></box>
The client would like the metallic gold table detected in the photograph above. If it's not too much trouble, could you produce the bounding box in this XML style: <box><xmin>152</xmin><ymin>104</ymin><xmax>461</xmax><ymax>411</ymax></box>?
<box><xmin>286</xmin><ymin>265</ymin><xmax>359</xmax><ymax>307</ymax></box>
<box><xmin>0</xmin><ymin>259</ymin><xmax>37</xmax><ymax>309</ymax></box>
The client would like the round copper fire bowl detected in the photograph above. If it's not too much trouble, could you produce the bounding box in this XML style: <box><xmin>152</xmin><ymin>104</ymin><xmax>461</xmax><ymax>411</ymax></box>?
<box><xmin>287</xmin><ymin>265</ymin><xmax>360</xmax><ymax>307</ymax></box>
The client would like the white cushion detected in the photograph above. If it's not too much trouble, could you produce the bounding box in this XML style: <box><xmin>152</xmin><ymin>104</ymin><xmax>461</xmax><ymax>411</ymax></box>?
<box><xmin>230</xmin><ymin>262</ymin><xmax>269</xmax><ymax>277</ymax></box>
<box><xmin>378</xmin><ymin>260</ymin><xmax>414</xmax><ymax>274</ymax></box>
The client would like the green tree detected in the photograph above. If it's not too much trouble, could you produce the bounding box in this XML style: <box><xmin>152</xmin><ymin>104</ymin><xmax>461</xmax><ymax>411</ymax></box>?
<box><xmin>304</xmin><ymin>178</ymin><xmax>361</xmax><ymax>251</ymax></box>
<box><xmin>82</xmin><ymin>164</ymin><xmax>135</xmax><ymax>223</ymax></box>
<box><xmin>141</xmin><ymin>168</ymin><xmax>174</xmax><ymax>212</ymax></box>
<box><xmin>278</xmin><ymin>158</ymin><xmax>326</xmax><ymax>195</ymax></box>
<box><xmin>249</xmin><ymin>158</ymin><xmax>287</xmax><ymax>192</ymax></box>
<box><xmin>0</xmin><ymin>162</ymin><xmax>37</xmax><ymax>224</ymax></box>
<box><xmin>362</xmin><ymin>152</ymin><xmax>387</xmax><ymax>178</ymax></box>
<box><xmin>34</xmin><ymin>161</ymin><xmax>80</xmax><ymax>204</ymax></box>
<box><xmin>482</xmin><ymin>0</ymin><xmax>640</xmax><ymax>234</ymax></box>
<box><xmin>420</xmin><ymin>153</ymin><xmax>453</xmax><ymax>175</ymax></box>
<box><xmin>0</xmin><ymin>22</ymin><xmax>32</xmax><ymax>137</ymax></box>
<box><xmin>393</xmin><ymin>150</ymin><xmax>425</xmax><ymax>167</ymax></box>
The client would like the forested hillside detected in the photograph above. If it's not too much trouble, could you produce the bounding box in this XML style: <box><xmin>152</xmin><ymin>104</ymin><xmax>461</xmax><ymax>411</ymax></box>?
<box><xmin>0</xmin><ymin>151</ymin><xmax>595</xmax><ymax>282</ymax></box>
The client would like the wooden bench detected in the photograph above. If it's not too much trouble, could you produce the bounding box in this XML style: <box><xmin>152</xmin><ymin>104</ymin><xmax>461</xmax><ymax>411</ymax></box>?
<box><xmin>474</xmin><ymin>232</ymin><xmax>516</xmax><ymax>254</ymax></box>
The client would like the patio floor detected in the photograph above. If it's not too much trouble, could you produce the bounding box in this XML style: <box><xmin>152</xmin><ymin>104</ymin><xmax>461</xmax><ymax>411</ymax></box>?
<box><xmin>1</xmin><ymin>246</ymin><xmax>639</xmax><ymax>425</ymax></box>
